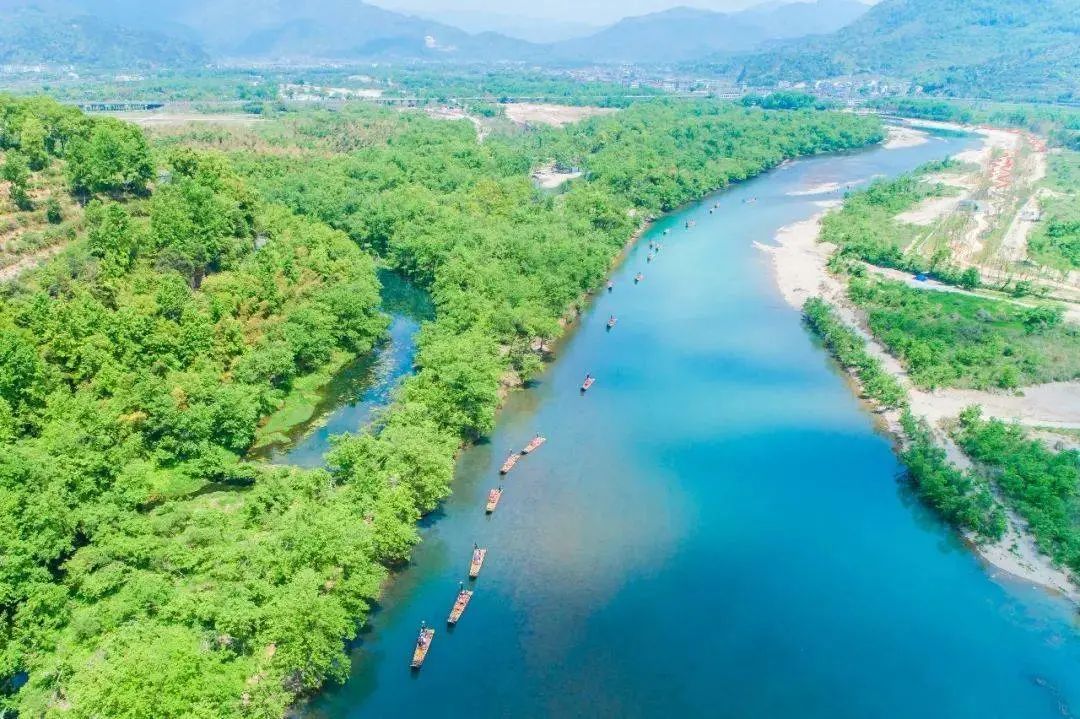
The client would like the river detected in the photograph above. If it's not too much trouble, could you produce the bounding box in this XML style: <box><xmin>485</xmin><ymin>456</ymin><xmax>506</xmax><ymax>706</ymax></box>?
<box><xmin>301</xmin><ymin>132</ymin><xmax>1080</xmax><ymax>718</ymax></box>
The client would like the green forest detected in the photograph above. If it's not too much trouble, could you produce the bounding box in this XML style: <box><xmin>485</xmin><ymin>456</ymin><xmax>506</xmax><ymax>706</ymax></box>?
<box><xmin>848</xmin><ymin>277</ymin><xmax>1080</xmax><ymax>390</ymax></box>
<box><xmin>1</xmin><ymin>96</ymin><xmax>882</xmax><ymax>716</ymax></box>
<box><xmin>870</xmin><ymin>98</ymin><xmax>1080</xmax><ymax>151</ymax></box>
<box><xmin>954</xmin><ymin>406</ymin><xmax>1080</xmax><ymax>571</ymax></box>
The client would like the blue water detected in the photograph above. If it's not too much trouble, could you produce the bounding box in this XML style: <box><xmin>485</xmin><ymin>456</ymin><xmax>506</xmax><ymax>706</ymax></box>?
<box><xmin>306</xmin><ymin>133</ymin><xmax>1080</xmax><ymax>718</ymax></box>
<box><xmin>259</xmin><ymin>271</ymin><xmax>433</xmax><ymax>468</ymax></box>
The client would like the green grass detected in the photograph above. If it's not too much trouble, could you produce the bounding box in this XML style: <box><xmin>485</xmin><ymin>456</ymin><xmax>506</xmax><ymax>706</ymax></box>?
<box><xmin>1028</xmin><ymin>150</ymin><xmax>1080</xmax><ymax>272</ymax></box>
<box><xmin>250</xmin><ymin>349</ymin><xmax>355</xmax><ymax>449</ymax></box>
<box><xmin>849</xmin><ymin>276</ymin><xmax>1080</xmax><ymax>390</ymax></box>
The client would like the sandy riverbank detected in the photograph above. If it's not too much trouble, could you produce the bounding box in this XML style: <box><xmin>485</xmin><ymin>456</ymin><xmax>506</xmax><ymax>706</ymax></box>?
<box><xmin>884</xmin><ymin>125</ymin><xmax>930</xmax><ymax>149</ymax></box>
<box><xmin>758</xmin><ymin>183</ymin><xmax>1080</xmax><ymax>603</ymax></box>
<box><xmin>786</xmin><ymin>181</ymin><xmax>845</xmax><ymax>196</ymax></box>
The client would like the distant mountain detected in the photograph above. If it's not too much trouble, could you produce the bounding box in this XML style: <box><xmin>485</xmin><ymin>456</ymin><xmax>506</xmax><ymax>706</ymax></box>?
<box><xmin>0</xmin><ymin>4</ymin><xmax>208</xmax><ymax>68</ymax></box>
<box><xmin>739</xmin><ymin>0</ymin><xmax>874</xmax><ymax>39</ymax></box>
<box><xmin>0</xmin><ymin>0</ymin><xmax>534</xmax><ymax>65</ymax></box>
<box><xmin>162</xmin><ymin>0</ymin><xmax>534</xmax><ymax>61</ymax></box>
<box><xmin>546</xmin><ymin>0</ymin><xmax>870</xmax><ymax>64</ymax></box>
<box><xmin>0</xmin><ymin>0</ymin><xmax>877</xmax><ymax>67</ymax></box>
<box><xmin>727</xmin><ymin>0</ymin><xmax>1080</xmax><ymax>100</ymax></box>
<box><xmin>392</xmin><ymin>9</ymin><xmax>601</xmax><ymax>44</ymax></box>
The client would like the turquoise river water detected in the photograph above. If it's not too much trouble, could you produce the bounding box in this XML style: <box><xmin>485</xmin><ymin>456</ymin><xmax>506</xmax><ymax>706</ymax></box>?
<box><xmin>298</xmin><ymin>132</ymin><xmax>1080</xmax><ymax>718</ymax></box>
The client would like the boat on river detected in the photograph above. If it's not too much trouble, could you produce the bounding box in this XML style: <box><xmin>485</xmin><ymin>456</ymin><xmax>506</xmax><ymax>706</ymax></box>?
<box><xmin>522</xmin><ymin>435</ymin><xmax>546</xmax><ymax>454</ymax></box>
<box><xmin>606</xmin><ymin>316</ymin><xmax>617</xmax><ymax>330</ymax></box>
<box><xmin>581</xmin><ymin>374</ymin><xmax>595</xmax><ymax>392</ymax></box>
<box><xmin>485</xmin><ymin>488</ymin><xmax>503</xmax><ymax>513</ymax></box>
<box><xmin>500</xmin><ymin>452</ymin><xmax>521</xmax><ymax>474</ymax></box>
<box><xmin>448</xmin><ymin>589</ymin><xmax>473</xmax><ymax>625</ymax></box>
<box><xmin>647</xmin><ymin>253</ymin><xmax>654</xmax><ymax>262</ymax></box>
<box><xmin>469</xmin><ymin>548</ymin><xmax>487</xmax><ymax>579</ymax></box>
<box><xmin>635</xmin><ymin>272</ymin><xmax>644</xmax><ymax>284</ymax></box>
<box><xmin>411</xmin><ymin>626</ymin><xmax>434</xmax><ymax>669</ymax></box>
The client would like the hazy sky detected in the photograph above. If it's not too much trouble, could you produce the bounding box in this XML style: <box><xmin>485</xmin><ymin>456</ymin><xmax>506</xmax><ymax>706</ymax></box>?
<box><xmin>371</xmin><ymin>0</ymin><xmax>784</xmax><ymax>25</ymax></box>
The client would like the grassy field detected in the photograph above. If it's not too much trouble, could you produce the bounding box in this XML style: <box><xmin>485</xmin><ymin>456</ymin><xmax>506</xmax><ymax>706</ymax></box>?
<box><xmin>1029</xmin><ymin>150</ymin><xmax>1080</xmax><ymax>272</ymax></box>
<box><xmin>249</xmin><ymin>349</ymin><xmax>357</xmax><ymax>450</ymax></box>
<box><xmin>849</xmin><ymin>276</ymin><xmax>1080</xmax><ymax>390</ymax></box>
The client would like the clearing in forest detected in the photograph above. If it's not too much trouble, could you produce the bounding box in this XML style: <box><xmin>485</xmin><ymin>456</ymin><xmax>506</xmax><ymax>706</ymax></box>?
<box><xmin>503</xmin><ymin>103</ymin><xmax>617</xmax><ymax>127</ymax></box>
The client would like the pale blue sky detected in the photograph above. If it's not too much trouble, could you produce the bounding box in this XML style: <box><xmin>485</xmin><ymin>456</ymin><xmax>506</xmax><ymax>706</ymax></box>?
<box><xmin>370</xmin><ymin>0</ymin><xmax>846</xmax><ymax>25</ymax></box>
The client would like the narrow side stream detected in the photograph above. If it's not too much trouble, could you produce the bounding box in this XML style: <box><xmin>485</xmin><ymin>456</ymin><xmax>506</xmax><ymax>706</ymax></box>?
<box><xmin>254</xmin><ymin>270</ymin><xmax>433</xmax><ymax>468</ymax></box>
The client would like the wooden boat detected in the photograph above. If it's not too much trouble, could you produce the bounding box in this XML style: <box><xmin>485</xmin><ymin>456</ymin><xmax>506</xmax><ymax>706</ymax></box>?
<box><xmin>447</xmin><ymin>589</ymin><xmax>473</xmax><ymax>625</ymax></box>
<box><xmin>500</xmin><ymin>452</ymin><xmax>521</xmax><ymax>474</ymax></box>
<box><xmin>606</xmin><ymin>280</ymin><xmax>614</xmax><ymax>292</ymax></box>
<box><xmin>634</xmin><ymin>273</ymin><xmax>644</xmax><ymax>284</ymax></box>
<box><xmin>581</xmin><ymin>375</ymin><xmax>595</xmax><ymax>392</ymax></box>
<box><xmin>411</xmin><ymin>627</ymin><xmax>434</xmax><ymax>669</ymax></box>
<box><xmin>522</xmin><ymin>435</ymin><xmax>546</xmax><ymax>454</ymax></box>
<box><xmin>485</xmin><ymin>488</ymin><xmax>503</xmax><ymax>513</ymax></box>
<box><xmin>647</xmin><ymin>253</ymin><xmax>654</xmax><ymax>262</ymax></box>
<box><xmin>469</xmin><ymin>548</ymin><xmax>487</xmax><ymax>579</ymax></box>
<box><xmin>606</xmin><ymin>317</ymin><xmax>617</xmax><ymax>329</ymax></box>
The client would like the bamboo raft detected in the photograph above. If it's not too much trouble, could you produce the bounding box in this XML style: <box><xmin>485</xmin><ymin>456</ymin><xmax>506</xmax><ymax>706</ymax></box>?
<box><xmin>411</xmin><ymin>628</ymin><xmax>435</xmax><ymax>669</ymax></box>
<box><xmin>448</xmin><ymin>590</ymin><xmax>473</xmax><ymax>625</ymax></box>
<box><xmin>469</xmin><ymin>548</ymin><xmax>487</xmax><ymax>579</ymax></box>
<box><xmin>500</xmin><ymin>452</ymin><xmax>521</xmax><ymax>474</ymax></box>
<box><xmin>581</xmin><ymin>376</ymin><xmax>595</xmax><ymax>392</ymax></box>
<box><xmin>522</xmin><ymin>435</ymin><xmax>546</xmax><ymax>454</ymax></box>
<box><xmin>485</xmin><ymin>488</ymin><xmax>503</xmax><ymax>513</ymax></box>
<box><xmin>634</xmin><ymin>273</ymin><xmax>644</xmax><ymax>284</ymax></box>
<box><xmin>606</xmin><ymin>317</ymin><xmax>617</xmax><ymax>329</ymax></box>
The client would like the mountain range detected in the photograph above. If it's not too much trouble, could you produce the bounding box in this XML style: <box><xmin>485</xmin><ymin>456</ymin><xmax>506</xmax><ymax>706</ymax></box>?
<box><xmin>723</xmin><ymin>0</ymin><xmax>1080</xmax><ymax>100</ymax></box>
<box><xmin>0</xmin><ymin>0</ymin><xmax>868</xmax><ymax>66</ymax></box>
<box><xmin>1</xmin><ymin>0</ymin><xmax>1074</xmax><ymax>102</ymax></box>
<box><xmin>545</xmin><ymin>0</ymin><xmax>869</xmax><ymax>64</ymax></box>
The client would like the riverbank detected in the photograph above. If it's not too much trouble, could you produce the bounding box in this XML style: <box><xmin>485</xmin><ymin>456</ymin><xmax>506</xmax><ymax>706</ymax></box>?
<box><xmin>250</xmin><ymin>349</ymin><xmax>359</xmax><ymax>451</ymax></box>
<box><xmin>759</xmin><ymin>135</ymin><xmax>1080</xmax><ymax>603</ymax></box>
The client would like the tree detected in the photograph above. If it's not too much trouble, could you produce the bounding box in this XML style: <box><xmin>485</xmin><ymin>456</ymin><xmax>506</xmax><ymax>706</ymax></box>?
<box><xmin>19</xmin><ymin>114</ymin><xmax>49</xmax><ymax>171</ymax></box>
<box><xmin>151</xmin><ymin>178</ymin><xmax>247</xmax><ymax>288</ymax></box>
<box><xmin>2</xmin><ymin>150</ymin><xmax>32</xmax><ymax>210</ymax></box>
<box><xmin>86</xmin><ymin>201</ymin><xmax>138</xmax><ymax>272</ymax></box>
<box><xmin>66</xmin><ymin>119</ymin><xmax>153</xmax><ymax>195</ymax></box>
<box><xmin>959</xmin><ymin>267</ymin><xmax>981</xmax><ymax>290</ymax></box>
<box><xmin>45</xmin><ymin>196</ymin><xmax>62</xmax><ymax>224</ymax></box>
<box><xmin>0</xmin><ymin>329</ymin><xmax>46</xmax><ymax>418</ymax></box>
